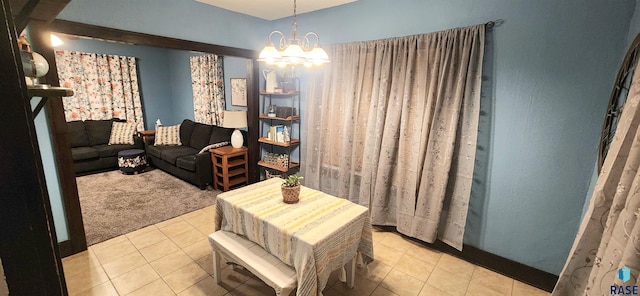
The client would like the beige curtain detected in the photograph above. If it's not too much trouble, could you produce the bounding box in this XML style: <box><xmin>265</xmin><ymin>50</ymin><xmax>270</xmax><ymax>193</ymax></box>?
<box><xmin>302</xmin><ymin>24</ymin><xmax>485</xmax><ymax>249</ymax></box>
<box><xmin>55</xmin><ymin>50</ymin><xmax>144</xmax><ymax>131</ymax></box>
<box><xmin>554</xmin><ymin>61</ymin><xmax>640</xmax><ymax>295</ymax></box>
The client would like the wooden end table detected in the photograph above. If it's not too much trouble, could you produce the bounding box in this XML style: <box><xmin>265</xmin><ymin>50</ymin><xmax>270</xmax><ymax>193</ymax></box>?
<box><xmin>210</xmin><ymin>146</ymin><xmax>248</xmax><ymax>192</ymax></box>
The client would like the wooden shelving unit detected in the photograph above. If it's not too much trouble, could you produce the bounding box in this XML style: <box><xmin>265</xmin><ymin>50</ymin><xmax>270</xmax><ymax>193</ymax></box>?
<box><xmin>258</xmin><ymin>75</ymin><xmax>301</xmax><ymax>179</ymax></box>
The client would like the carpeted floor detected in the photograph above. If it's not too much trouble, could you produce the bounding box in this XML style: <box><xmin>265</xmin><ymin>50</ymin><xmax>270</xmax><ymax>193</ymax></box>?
<box><xmin>76</xmin><ymin>168</ymin><xmax>220</xmax><ymax>246</ymax></box>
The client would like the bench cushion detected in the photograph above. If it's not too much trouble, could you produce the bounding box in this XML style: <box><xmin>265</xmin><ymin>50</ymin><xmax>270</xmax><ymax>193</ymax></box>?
<box><xmin>209</xmin><ymin>231</ymin><xmax>297</xmax><ymax>292</ymax></box>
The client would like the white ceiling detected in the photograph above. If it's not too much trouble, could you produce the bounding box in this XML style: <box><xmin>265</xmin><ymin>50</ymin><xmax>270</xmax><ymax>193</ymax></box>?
<box><xmin>195</xmin><ymin>0</ymin><xmax>358</xmax><ymax>21</ymax></box>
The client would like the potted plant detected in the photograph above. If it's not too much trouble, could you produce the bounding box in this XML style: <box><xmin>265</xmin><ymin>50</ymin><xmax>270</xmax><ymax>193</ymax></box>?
<box><xmin>281</xmin><ymin>174</ymin><xmax>303</xmax><ymax>204</ymax></box>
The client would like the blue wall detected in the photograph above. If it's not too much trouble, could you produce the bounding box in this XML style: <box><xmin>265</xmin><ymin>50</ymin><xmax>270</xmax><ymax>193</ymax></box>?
<box><xmin>31</xmin><ymin>98</ymin><xmax>68</xmax><ymax>242</ymax></box>
<box><xmin>56</xmin><ymin>0</ymin><xmax>639</xmax><ymax>275</ymax></box>
<box><xmin>274</xmin><ymin>0</ymin><xmax>635</xmax><ymax>274</ymax></box>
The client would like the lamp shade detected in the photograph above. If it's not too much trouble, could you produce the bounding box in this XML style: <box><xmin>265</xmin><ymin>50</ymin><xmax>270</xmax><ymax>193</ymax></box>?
<box><xmin>222</xmin><ymin>110</ymin><xmax>247</xmax><ymax>129</ymax></box>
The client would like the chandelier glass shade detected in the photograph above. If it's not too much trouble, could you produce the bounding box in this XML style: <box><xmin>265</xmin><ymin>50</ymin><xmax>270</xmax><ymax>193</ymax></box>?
<box><xmin>258</xmin><ymin>0</ymin><xmax>329</xmax><ymax>67</ymax></box>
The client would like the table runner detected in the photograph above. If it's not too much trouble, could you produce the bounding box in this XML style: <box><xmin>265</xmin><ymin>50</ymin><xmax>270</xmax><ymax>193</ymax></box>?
<box><xmin>215</xmin><ymin>178</ymin><xmax>374</xmax><ymax>296</ymax></box>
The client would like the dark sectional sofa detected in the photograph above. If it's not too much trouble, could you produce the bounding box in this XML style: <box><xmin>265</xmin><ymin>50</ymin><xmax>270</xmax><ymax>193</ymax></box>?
<box><xmin>67</xmin><ymin>119</ymin><xmax>144</xmax><ymax>175</ymax></box>
<box><xmin>145</xmin><ymin>119</ymin><xmax>246</xmax><ymax>190</ymax></box>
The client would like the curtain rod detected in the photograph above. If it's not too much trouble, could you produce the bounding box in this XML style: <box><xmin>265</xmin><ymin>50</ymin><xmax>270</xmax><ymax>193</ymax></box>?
<box><xmin>485</xmin><ymin>19</ymin><xmax>504</xmax><ymax>29</ymax></box>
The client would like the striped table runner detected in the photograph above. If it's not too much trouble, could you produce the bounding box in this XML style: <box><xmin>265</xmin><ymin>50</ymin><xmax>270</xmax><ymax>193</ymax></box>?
<box><xmin>215</xmin><ymin>178</ymin><xmax>374</xmax><ymax>296</ymax></box>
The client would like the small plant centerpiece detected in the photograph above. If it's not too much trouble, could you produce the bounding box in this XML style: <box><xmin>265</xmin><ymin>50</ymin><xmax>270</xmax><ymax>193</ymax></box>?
<box><xmin>281</xmin><ymin>174</ymin><xmax>303</xmax><ymax>204</ymax></box>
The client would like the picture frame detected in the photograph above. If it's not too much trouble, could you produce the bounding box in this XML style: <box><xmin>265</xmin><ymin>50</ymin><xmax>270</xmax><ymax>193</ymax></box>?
<box><xmin>230</xmin><ymin>78</ymin><xmax>247</xmax><ymax>107</ymax></box>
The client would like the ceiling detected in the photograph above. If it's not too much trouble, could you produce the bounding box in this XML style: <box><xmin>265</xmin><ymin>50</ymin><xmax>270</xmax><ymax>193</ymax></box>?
<box><xmin>195</xmin><ymin>0</ymin><xmax>357</xmax><ymax>21</ymax></box>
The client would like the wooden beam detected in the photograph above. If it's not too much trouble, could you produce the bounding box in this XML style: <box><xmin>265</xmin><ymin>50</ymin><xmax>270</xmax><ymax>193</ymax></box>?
<box><xmin>29</xmin><ymin>20</ymin><xmax>88</xmax><ymax>257</ymax></box>
<box><xmin>50</xmin><ymin>19</ymin><xmax>258</xmax><ymax>59</ymax></box>
<box><xmin>0</xmin><ymin>0</ymin><xmax>66</xmax><ymax>294</ymax></box>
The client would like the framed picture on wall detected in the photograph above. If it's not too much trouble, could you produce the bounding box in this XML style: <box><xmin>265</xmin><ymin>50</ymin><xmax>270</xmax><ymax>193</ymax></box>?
<box><xmin>231</xmin><ymin>78</ymin><xmax>247</xmax><ymax>107</ymax></box>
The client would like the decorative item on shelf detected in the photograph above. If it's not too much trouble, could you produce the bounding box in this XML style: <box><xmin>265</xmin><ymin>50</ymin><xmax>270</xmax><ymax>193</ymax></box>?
<box><xmin>222</xmin><ymin>110</ymin><xmax>247</xmax><ymax>148</ymax></box>
<box><xmin>274</xmin><ymin>87</ymin><xmax>283</xmax><ymax>94</ymax></box>
<box><xmin>283</xmin><ymin>126</ymin><xmax>290</xmax><ymax>142</ymax></box>
<box><xmin>268</xmin><ymin>104</ymin><xmax>277</xmax><ymax>118</ymax></box>
<box><xmin>281</xmin><ymin>73</ymin><xmax>296</xmax><ymax>93</ymax></box>
<box><xmin>257</xmin><ymin>0</ymin><xmax>329</xmax><ymax>67</ymax></box>
<box><xmin>18</xmin><ymin>33</ymin><xmax>50</xmax><ymax>88</ymax></box>
<box><xmin>281</xmin><ymin>174</ymin><xmax>303</xmax><ymax>204</ymax></box>
<box><xmin>263</xmin><ymin>70</ymin><xmax>279</xmax><ymax>93</ymax></box>
<box><xmin>265</xmin><ymin>170</ymin><xmax>285</xmax><ymax>179</ymax></box>
<box><xmin>276</xmin><ymin>106</ymin><xmax>297</xmax><ymax>119</ymax></box>
<box><xmin>263</xmin><ymin>153</ymin><xmax>289</xmax><ymax>169</ymax></box>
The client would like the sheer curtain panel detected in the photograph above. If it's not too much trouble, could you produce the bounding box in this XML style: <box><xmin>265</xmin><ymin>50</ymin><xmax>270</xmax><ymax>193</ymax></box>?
<box><xmin>554</xmin><ymin>59</ymin><xmax>640</xmax><ymax>295</ymax></box>
<box><xmin>55</xmin><ymin>50</ymin><xmax>145</xmax><ymax>130</ymax></box>
<box><xmin>190</xmin><ymin>54</ymin><xmax>225</xmax><ymax>125</ymax></box>
<box><xmin>302</xmin><ymin>25</ymin><xmax>485</xmax><ymax>250</ymax></box>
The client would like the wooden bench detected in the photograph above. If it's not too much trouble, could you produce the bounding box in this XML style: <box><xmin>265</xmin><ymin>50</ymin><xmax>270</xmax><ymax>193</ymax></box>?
<box><xmin>208</xmin><ymin>230</ymin><xmax>356</xmax><ymax>296</ymax></box>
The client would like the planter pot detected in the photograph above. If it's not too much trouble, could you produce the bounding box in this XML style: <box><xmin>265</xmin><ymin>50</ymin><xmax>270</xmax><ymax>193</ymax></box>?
<box><xmin>281</xmin><ymin>184</ymin><xmax>300</xmax><ymax>204</ymax></box>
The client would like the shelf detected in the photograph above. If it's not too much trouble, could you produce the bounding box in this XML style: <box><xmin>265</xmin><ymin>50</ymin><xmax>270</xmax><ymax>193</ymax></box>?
<box><xmin>260</xmin><ymin>90</ymin><xmax>300</xmax><ymax>95</ymax></box>
<box><xmin>259</xmin><ymin>114</ymin><xmax>300</xmax><ymax>121</ymax></box>
<box><xmin>258</xmin><ymin>161</ymin><xmax>300</xmax><ymax>172</ymax></box>
<box><xmin>258</xmin><ymin>137</ymin><xmax>300</xmax><ymax>147</ymax></box>
<box><xmin>215</xmin><ymin>176</ymin><xmax>247</xmax><ymax>188</ymax></box>
<box><xmin>214</xmin><ymin>158</ymin><xmax>246</xmax><ymax>168</ymax></box>
<box><xmin>28</xmin><ymin>85</ymin><xmax>74</xmax><ymax>97</ymax></box>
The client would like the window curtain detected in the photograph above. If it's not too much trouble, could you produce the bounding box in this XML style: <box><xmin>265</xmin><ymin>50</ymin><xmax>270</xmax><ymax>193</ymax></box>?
<box><xmin>190</xmin><ymin>54</ymin><xmax>225</xmax><ymax>125</ymax></box>
<box><xmin>553</xmin><ymin>61</ymin><xmax>640</xmax><ymax>295</ymax></box>
<box><xmin>302</xmin><ymin>24</ymin><xmax>485</xmax><ymax>250</ymax></box>
<box><xmin>55</xmin><ymin>50</ymin><xmax>144</xmax><ymax>131</ymax></box>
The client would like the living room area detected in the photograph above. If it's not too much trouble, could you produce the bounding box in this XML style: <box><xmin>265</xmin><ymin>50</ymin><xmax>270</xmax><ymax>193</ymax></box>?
<box><xmin>5</xmin><ymin>0</ymin><xmax>640</xmax><ymax>295</ymax></box>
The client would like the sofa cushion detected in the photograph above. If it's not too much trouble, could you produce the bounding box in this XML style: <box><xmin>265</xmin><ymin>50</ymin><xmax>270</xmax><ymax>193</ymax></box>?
<box><xmin>67</xmin><ymin>120</ymin><xmax>90</xmax><ymax>148</ymax></box>
<box><xmin>146</xmin><ymin>144</ymin><xmax>169</xmax><ymax>159</ymax></box>
<box><xmin>155</xmin><ymin>124</ymin><xmax>182</xmax><ymax>146</ymax></box>
<box><xmin>190</xmin><ymin>123</ymin><xmax>213</xmax><ymax>150</ymax></box>
<box><xmin>93</xmin><ymin>144</ymin><xmax>135</xmax><ymax>158</ymax></box>
<box><xmin>85</xmin><ymin>119</ymin><xmax>115</xmax><ymax>146</ymax></box>
<box><xmin>180</xmin><ymin>119</ymin><xmax>196</xmax><ymax>147</ymax></box>
<box><xmin>71</xmin><ymin>147</ymin><xmax>99</xmax><ymax>161</ymax></box>
<box><xmin>209</xmin><ymin>126</ymin><xmax>234</xmax><ymax>145</ymax></box>
<box><xmin>176</xmin><ymin>155</ymin><xmax>197</xmax><ymax>172</ymax></box>
<box><xmin>108</xmin><ymin>121</ymin><xmax>137</xmax><ymax>145</ymax></box>
<box><xmin>161</xmin><ymin>146</ymin><xmax>199</xmax><ymax>165</ymax></box>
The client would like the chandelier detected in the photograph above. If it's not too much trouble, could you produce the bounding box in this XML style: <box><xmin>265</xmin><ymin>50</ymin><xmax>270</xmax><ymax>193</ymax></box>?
<box><xmin>257</xmin><ymin>0</ymin><xmax>329</xmax><ymax>67</ymax></box>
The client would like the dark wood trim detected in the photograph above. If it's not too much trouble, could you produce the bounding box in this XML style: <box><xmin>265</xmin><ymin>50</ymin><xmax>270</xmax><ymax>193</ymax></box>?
<box><xmin>11</xmin><ymin>0</ymin><xmax>71</xmax><ymax>33</ymax></box>
<box><xmin>50</xmin><ymin>19</ymin><xmax>258</xmax><ymax>59</ymax></box>
<box><xmin>0</xmin><ymin>0</ymin><xmax>66</xmax><ymax>293</ymax></box>
<box><xmin>57</xmin><ymin>240</ymin><xmax>73</xmax><ymax>258</ymax></box>
<box><xmin>29</xmin><ymin>20</ymin><xmax>88</xmax><ymax>257</ymax></box>
<box><xmin>246</xmin><ymin>59</ymin><xmax>261</xmax><ymax>183</ymax></box>
<box><xmin>13</xmin><ymin>0</ymin><xmax>39</xmax><ymax>32</ymax></box>
<box><xmin>376</xmin><ymin>227</ymin><xmax>557</xmax><ymax>292</ymax></box>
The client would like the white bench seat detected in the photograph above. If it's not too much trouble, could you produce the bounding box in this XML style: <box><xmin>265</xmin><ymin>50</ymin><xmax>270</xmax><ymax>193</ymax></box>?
<box><xmin>208</xmin><ymin>230</ymin><xmax>297</xmax><ymax>296</ymax></box>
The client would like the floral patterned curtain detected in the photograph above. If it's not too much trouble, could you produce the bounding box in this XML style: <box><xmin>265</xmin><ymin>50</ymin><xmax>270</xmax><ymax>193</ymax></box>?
<box><xmin>302</xmin><ymin>25</ymin><xmax>485</xmax><ymax>250</ymax></box>
<box><xmin>190</xmin><ymin>54</ymin><xmax>224</xmax><ymax>125</ymax></box>
<box><xmin>553</xmin><ymin>58</ymin><xmax>640</xmax><ymax>295</ymax></box>
<box><xmin>55</xmin><ymin>50</ymin><xmax>144</xmax><ymax>131</ymax></box>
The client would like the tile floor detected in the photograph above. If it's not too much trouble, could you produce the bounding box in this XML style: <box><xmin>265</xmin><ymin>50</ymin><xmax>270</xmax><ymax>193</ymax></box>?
<box><xmin>62</xmin><ymin>205</ymin><xmax>552</xmax><ymax>296</ymax></box>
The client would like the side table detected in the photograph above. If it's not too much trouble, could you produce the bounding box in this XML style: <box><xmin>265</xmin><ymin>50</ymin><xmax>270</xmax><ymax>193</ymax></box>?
<box><xmin>139</xmin><ymin>130</ymin><xmax>155</xmax><ymax>143</ymax></box>
<box><xmin>210</xmin><ymin>146</ymin><xmax>248</xmax><ymax>192</ymax></box>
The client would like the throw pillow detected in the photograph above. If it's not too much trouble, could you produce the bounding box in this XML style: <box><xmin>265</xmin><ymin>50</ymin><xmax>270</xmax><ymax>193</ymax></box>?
<box><xmin>108</xmin><ymin>121</ymin><xmax>136</xmax><ymax>145</ymax></box>
<box><xmin>198</xmin><ymin>141</ymin><xmax>230</xmax><ymax>154</ymax></box>
<box><xmin>155</xmin><ymin>124</ymin><xmax>182</xmax><ymax>146</ymax></box>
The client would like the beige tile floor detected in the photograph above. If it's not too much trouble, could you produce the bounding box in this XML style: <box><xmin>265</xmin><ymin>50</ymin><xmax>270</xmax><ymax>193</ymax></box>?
<box><xmin>62</xmin><ymin>205</ymin><xmax>552</xmax><ymax>296</ymax></box>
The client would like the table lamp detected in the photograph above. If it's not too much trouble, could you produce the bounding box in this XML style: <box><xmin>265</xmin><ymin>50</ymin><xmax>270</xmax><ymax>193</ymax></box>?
<box><xmin>222</xmin><ymin>110</ymin><xmax>247</xmax><ymax>148</ymax></box>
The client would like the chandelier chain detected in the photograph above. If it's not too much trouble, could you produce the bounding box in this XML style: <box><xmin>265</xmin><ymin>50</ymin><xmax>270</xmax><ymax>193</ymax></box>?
<box><xmin>292</xmin><ymin>0</ymin><xmax>298</xmax><ymax>39</ymax></box>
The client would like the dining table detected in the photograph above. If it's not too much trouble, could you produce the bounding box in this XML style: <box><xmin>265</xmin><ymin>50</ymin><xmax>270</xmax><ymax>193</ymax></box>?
<box><xmin>214</xmin><ymin>178</ymin><xmax>374</xmax><ymax>296</ymax></box>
